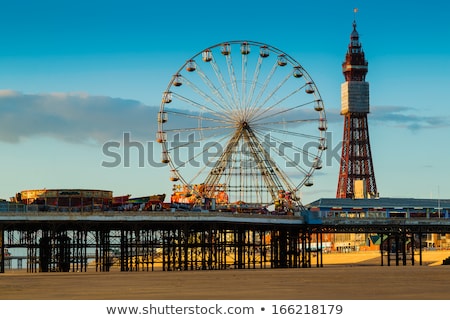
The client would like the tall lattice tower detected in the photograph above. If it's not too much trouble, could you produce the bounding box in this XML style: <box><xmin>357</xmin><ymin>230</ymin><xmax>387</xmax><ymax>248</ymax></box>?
<box><xmin>336</xmin><ymin>20</ymin><xmax>378</xmax><ymax>199</ymax></box>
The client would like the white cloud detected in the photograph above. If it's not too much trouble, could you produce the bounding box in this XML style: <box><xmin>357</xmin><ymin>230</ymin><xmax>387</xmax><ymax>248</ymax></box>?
<box><xmin>325</xmin><ymin>105</ymin><xmax>450</xmax><ymax>130</ymax></box>
<box><xmin>0</xmin><ymin>91</ymin><xmax>159</xmax><ymax>144</ymax></box>
<box><xmin>0</xmin><ymin>89</ymin><xmax>20</xmax><ymax>97</ymax></box>
<box><xmin>370</xmin><ymin>106</ymin><xmax>450</xmax><ymax>131</ymax></box>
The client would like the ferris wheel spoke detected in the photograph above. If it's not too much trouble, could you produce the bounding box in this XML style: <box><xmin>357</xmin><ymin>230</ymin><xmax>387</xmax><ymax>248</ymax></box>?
<box><xmin>262</xmin><ymin>139</ymin><xmax>312</xmax><ymax>176</ymax></box>
<box><xmin>166</xmin><ymin>109</ymin><xmax>231</xmax><ymax>126</ymax></box>
<box><xmin>209</xmin><ymin>55</ymin><xmax>236</xmax><ymax>110</ymax></box>
<box><xmin>251</xmin><ymin>82</ymin><xmax>308</xmax><ymax>122</ymax></box>
<box><xmin>191</xmin><ymin>63</ymin><xmax>237</xmax><ymax>115</ymax></box>
<box><xmin>224</xmin><ymin>54</ymin><xmax>241</xmax><ymax>111</ymax></box>
<box><xmin>241</xmin><ymin>48</ymin><xmax>248</xmax><ymax>113</ymax></box>
<box><xmin>171</xmin><ymin>92</ymin><xmax>229</xmax><ymax>122</ymax></box>
<box><xmin>254</xmin><ymin>132</ymin><xmax>312</xmax><ymax>180</ymax></box>
<box><xmin>163</xmin><ymin>129</ymin><xmax>236</xmax><ymax>170</ymax></box>
<box><xmin>253</xmin><ymin>124</ymin><xmax>321</xmax><ymax>141</ymax></box>
<box><xmin>253</xmin><ymin>127</ymin><xmax>320</xmax><ymax>167</ymax></box>
<box><xmin>248</xmin><ymin>60</ymin><xmax>278</xmax><ymax>113</ymax></box>
<box><xmin>254</xmin><ymin>71</ymin><xmax>292</xmax><ymax>109</ymax></box>
<box><xmin>253</xmin><ymin>126</ymin><xmax>321</xmax><ymax>152</ymax></box>
<box><xmin>245</xmin><ymin>55</ymin><xmax>264</xmax><ymax>110</ymax></box>
<box><xmin>177</xmin><ymin>75</ymin><xmax>233</xmax><ymax>116</ymax></box>
<box><xmin>171</xmin><ymin>136</ymin><xmax>228</xmax><ymax>172</ymax></box>
<box><xmin>254</xmin><ymin>100</ymin><xmax>315</xmax><ymax>122</ymax></box>
<box><xmin>163</xmin><ymin>124</ymin><xmax>235</xmax><ymax>134</ymax></box>
<box><xmin>164</xmin><ymin>128</ymin><xmax>235</xmax><ymax>162</ymax></box>
<box><xmin>253</xmin><ymin>115</ymin><xmax>317</xmax><ymax>130</ymax></box>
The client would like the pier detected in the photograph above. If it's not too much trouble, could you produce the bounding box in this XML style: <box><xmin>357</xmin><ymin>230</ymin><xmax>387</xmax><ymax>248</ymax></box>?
<box><xmin>2</xmin><ymin>209</ymin><xmax>450</xmax><ymax>273</ymax></box>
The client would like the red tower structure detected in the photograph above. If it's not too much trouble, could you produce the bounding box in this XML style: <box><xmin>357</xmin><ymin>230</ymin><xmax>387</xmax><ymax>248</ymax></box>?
<box><xmin>336</xmin><ymin>20</ymin><xmax>378</xmax><ymax>199</ymax></box>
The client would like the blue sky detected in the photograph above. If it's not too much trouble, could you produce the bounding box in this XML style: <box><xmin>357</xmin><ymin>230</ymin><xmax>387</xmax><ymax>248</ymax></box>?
<box><xmin>0</xmin><ymin>0</ymin><xmax>449</xmax><ymax>204</ymax></box>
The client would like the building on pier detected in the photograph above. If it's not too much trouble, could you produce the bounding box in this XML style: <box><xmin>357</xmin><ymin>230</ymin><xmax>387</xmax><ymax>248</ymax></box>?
<box><xmin>14</xmin><ymin>189</ymin><xmax>113</xmax><ymax>212</ymax></box>
<box><xmin>307</xmin><ymin>197</ymin><xmax>450</xmax><ymax>249</ymax></box>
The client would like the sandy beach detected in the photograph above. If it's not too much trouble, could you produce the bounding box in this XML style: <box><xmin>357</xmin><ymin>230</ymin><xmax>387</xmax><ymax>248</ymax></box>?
<box><xmin>1</xmin><ymin>250</ymin><xmax>449</xmax><ymax>300</ymax></box>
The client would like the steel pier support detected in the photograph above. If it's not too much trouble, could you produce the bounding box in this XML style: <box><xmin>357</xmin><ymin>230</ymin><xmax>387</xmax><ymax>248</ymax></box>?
<box><xmin>0</xmin><ymin>228</ymin><xmax>4</xmax><ymax>273</ymax></box>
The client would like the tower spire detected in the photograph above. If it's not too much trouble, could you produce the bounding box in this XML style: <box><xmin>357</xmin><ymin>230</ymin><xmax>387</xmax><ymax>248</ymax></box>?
<box><xmin>336</xmin><ymin>17</ymin><xmax>378</xmax><ymax>199</ymax></box>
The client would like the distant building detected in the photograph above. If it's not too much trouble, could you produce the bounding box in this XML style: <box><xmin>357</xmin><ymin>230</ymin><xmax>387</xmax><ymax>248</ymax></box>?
<box><xmin>307</xmin><ymin>197</ymin><xmax>450</xmax><ymax>249</ymax></box>
<box><xmin>16</xmin><ymin>189</ymin><xmax>113</xmax><ymax>212</ymax></box>
<box><xmin>337</xmin><ymin>19</ymin><xmax>378</xmax><ymax>199</ymax></box>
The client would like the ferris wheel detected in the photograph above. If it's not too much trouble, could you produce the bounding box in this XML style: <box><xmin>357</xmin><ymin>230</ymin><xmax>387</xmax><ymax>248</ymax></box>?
<box><xmin>157</xmin><ymin>40</ymin><xmax>327</xmax><ymax>209</ymax></box>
